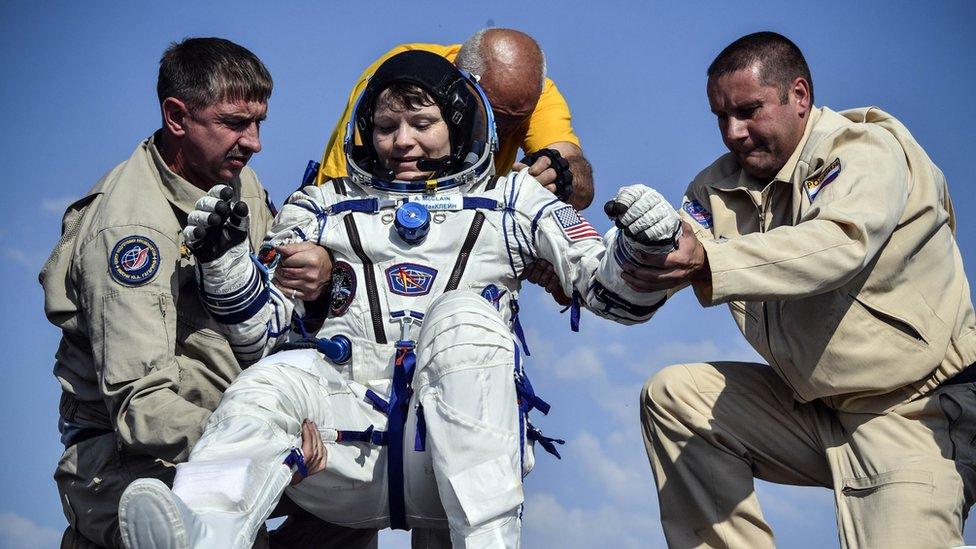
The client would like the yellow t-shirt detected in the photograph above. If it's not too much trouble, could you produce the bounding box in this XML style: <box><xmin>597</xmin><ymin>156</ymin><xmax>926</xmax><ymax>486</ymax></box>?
<box><xmin>316</xmin><ymin>42</ymin><xmax>580</xmax><ymax>183</ymax></box>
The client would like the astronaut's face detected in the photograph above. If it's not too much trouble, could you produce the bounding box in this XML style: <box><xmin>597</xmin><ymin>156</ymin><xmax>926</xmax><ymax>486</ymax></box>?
<box><xmin>372</xmin><ymin>88</ymin><xmax>451</xmax><ymax>180</ymax></box>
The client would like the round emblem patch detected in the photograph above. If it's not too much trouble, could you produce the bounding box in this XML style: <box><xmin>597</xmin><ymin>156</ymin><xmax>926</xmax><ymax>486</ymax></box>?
<box><xmin>329</xmin><ymin>261</ymin><xmax>357</xmax><ymax>317</ymax></box>
<box><xmin>109</xmin><ymin>236</ymin><xmax>160</xmax><ymax>286</ymax></box>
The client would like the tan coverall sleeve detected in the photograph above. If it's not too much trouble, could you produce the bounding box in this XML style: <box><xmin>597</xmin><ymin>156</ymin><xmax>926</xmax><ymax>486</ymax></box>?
<box><xmin>78</xmin><ymin>226</ymin><xmax>208</xmax><ymax>463</ymax></box>
<box><xmin>699</xmin><ymin>126</ymin><xmax>910</xmax><ymax>304</ymax></box>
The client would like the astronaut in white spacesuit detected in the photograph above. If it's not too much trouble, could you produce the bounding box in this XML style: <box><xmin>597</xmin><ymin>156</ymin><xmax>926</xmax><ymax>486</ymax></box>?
<box><xmin>118</xmin><ymin>50</ymin><xmax>679</xmax><ymax>549</ymax></box>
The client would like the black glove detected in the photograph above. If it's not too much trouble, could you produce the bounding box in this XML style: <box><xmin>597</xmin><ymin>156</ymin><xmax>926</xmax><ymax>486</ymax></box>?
<box><xmin>520</xmin><ymin>148</ymin><xmax>574</xmax><ymax>201</ymax></box>
<box><xmin>184</xmin><ymin>185</ymin><xmax>250</xmax><ymax>263</ymax></box>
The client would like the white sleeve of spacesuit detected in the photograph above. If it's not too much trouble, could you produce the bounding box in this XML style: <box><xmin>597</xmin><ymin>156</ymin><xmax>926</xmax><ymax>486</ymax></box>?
<box><xmin>504</xmin><ymin>169</ymin><xmax>668</xmax><ymax>324</ymax></box>
<box><xmin>197</xmin><ymin>186</ymin><xmax>332</xmax><ymax>366</ymax></box>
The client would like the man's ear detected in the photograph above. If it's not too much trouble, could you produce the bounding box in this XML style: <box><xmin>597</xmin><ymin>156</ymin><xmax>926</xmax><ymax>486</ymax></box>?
<box><xmin>791</xmin><ymin>77</ymin><xmax>811</xmax><ymax>113</ymax></box>
<box><xmin>162</xmin><ymin>97</ymin><xmax>189</xmax><ymax>137</ymax></box>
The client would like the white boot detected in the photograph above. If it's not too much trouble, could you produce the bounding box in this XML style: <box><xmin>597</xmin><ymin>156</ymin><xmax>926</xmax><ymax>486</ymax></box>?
<box><xmin>119</xmin><ymin>457</ymin><xmax>292</xmax><ymax>549</ymax></box>
<box><xmin>119</xmin><ymin>478</ymin><xmax>195</xmax><ymax>549</ymax></box>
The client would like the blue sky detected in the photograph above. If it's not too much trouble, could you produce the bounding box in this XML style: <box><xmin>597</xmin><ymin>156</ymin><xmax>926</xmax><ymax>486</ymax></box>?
<box><xmin>2</xmin><ymin>1</ymin><xmax>974</xmax><ymax>547</ymax></box>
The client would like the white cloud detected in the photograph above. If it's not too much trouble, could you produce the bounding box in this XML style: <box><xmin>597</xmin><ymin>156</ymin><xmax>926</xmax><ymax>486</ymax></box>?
<box><xmin>522</xmin><ymin>492</ymin><xmax>666</xmax><ymax>549</ymax></box>
<box><xmin>606</xmin><ymin>341</ymin><xmax>629</xmax><ymax>358</ymax></box>
<box><xmin>5</xmin><ymin>247</ymin><xmax>46</xmax><ymax>271</ymax></box>
<box><xmin>0</xmin><ymin>513</ymin><xmax>60</xmax><ymax>549</ymax></box>
<box><xmin>651</xmin><ymin>338</ymin><xmax>725</xmax><ymax>365</ymax></box>
<box><xmin>522</xmin><ymin>327</ymin><xmax>555</xmax><ymax>363</ymax></box>
<box><xmin>41</xmin><ymin>196</ymin><xmax>75</xmax><ymax>216</ymax></box>
<box><xmin>569</xmin><ymin>429</ymin><xmax>652</xmax><ymax>506</ymax></box>
<box><xmin>552</xmin><ymin>346</ymin><xmax>605</xmax><ymax>381</ymax></box>
<box><xmin>528</xmin><ymin>336</ymin><xmax>642</xmax><ymax>423</ymax></box>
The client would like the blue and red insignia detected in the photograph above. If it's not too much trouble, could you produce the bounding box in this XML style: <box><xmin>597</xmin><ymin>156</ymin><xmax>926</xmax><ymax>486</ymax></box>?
<box><xmin>480</xmin><ymin>284</ymin><xmax>506</xmax><ymax>310</ymax></box>
<box><xmin>386</xmin><ymin>263</ymin><xmax>437</xmax><ymax>296</ymax></box>
<box><xmin>805</xmin><ymin>158</ymin><xmax>841</xmax><ymax>202</ymax></box>
<box><xmin>682</xmin><ymin>200</ymin><xmax>713</xmax><ymax>229</ymax></box>
<box><xmin>109</xmin><ymin>235</ymin><xmax>160</xmax><ymax>286</ymax></box>
<box><xmin>329</xmin><ymin>261</ymin><xmax>356</xmax><ymax>317</ymax></box>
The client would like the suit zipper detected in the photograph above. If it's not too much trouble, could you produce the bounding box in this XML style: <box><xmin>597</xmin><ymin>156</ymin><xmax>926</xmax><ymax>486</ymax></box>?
<box><xmin>445</xmin><ymin>212</ymin><xmax>485</xmax><ymax>291</ymax></box>
<box><xmin>758</xmin><ymin>196</ymin><xmax>802</xmax><ymax>399</ymax></box>
<box><xmin>343</xmin><ymin>214</ymin><xmax>387</xmax><ymax>344</ymax></box>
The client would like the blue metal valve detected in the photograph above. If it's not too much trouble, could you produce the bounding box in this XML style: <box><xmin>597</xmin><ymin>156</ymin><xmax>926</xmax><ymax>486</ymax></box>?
<box><xmin>394</xmin><ymin>202</ymin><xmax>430</xmax><ymax>244</ymax></box>
<box><xmin>316</xmin><ymin>335</ymin><xmax>352</xmax><ymax>364</ymax></box>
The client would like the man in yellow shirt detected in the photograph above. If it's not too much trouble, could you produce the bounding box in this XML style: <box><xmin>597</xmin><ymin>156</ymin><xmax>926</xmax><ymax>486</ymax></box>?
<box><xmin>318</xmin><ymin>28</ymin><xmax>594</xmax><ymax>213</ymax></box>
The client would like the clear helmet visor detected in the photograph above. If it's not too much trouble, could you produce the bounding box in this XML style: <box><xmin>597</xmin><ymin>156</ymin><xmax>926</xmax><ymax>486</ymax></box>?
<box><xmin>345</xmin><ymin>69</ymin><xmax>497</xmax><ymax>193</ymax></box>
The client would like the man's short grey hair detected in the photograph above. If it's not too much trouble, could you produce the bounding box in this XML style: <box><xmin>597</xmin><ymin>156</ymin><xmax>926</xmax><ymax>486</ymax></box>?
<box><xmin>456</xmin><ymin>28</ymin><xmax>547</xmax><ymax>93</ymax></box>
<box><xmin>157</xmin><ymin>37</ymin><xmax>273</xmax><ymax>110</ymax></box>
<box><xmin>456</xmin><ymin>29</ymin><xmax>488</xmax><ymax>78</ymax></box>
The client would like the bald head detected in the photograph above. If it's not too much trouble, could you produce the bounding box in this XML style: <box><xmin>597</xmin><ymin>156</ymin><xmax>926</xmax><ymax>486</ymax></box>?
<box><xmin>457</xmin><ymin>28</ymin><xmax>547</xmax><ymax>137</ymax></box>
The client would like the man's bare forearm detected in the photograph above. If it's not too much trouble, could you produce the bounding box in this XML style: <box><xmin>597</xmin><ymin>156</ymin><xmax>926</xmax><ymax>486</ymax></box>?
<box><xmin>565</xmin><ymin>152</ymin><xmax>593</xmax><ymax>211</ymax></box>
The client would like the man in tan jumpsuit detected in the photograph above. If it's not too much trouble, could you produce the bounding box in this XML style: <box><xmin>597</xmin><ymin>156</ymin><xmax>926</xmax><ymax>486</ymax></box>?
<box><xmin>620</xmin><ymin>32</ymin><xmax>976</xmax><ymax>548</ymax></box>
<box><xmin>40</xmin><ymin>37</ymin><xmax>334</xmax><ymax>548</ymax></box>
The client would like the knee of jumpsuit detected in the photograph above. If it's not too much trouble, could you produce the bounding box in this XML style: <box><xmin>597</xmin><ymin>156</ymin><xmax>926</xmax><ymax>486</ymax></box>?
<box><xmin>642</xmin><ymin>363</ymin><xmax>709</xmax><ymax>430</ymax></box>
<box><xmin>414</xmin><ymin>290</ymin><xmax>515</xmax><ymax>387</ymax></box>
<box><xmin>413</xmin><ymin>290</ymin><xmax>518</xmax><ymax>428</ymax></box>
<box><xmin>191</xmin><ymin>352</ymin><xmax>332</xmax><ymax>461</ymax></box>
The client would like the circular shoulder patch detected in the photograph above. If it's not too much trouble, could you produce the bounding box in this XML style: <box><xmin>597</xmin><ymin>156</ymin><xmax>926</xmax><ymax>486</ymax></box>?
<box><xmin>109</xmin><ymin>236</ymin><xmax>161</xmax><ymax>286</ymax></box>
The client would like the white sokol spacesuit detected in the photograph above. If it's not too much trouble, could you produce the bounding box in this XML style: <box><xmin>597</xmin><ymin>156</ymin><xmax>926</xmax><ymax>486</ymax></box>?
<box><xmin>118</xmin><ymin>51</ymin><xmax>667</xmax><ymax>549</ymax></box>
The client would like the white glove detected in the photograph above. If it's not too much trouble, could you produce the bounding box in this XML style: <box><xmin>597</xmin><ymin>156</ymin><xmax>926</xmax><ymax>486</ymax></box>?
<box><xmin>182</xmin><ymin>185</ymin><xmax>250</xmax><ymax>264</ymax></box>
<box><xmin>604</xmin><ymin>185</ymin><xmax>681</xmax><ymax>255</ymax></box>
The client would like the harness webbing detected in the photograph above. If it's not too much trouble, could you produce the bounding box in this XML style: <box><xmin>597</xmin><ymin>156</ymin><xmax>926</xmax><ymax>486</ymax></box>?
<box><xmin>386</xmin><ymin>340</ymin><xmax>418</xmax><ymax>530</ymax></box>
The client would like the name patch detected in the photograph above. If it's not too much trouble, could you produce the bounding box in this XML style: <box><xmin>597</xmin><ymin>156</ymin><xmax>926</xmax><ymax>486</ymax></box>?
<box><xmin>408</xmin><ymin>195</ymin><xmax>464</xmax><ymax>212</ymax></box>
<box><xmin>386</xmin><ymin>263</ymin><xmax>438</xmax><ymax>296</ymax></box>
<box><xmin>805</xmin><ymin>158</ymin><xmax>842</xmax><ymax>202</ymax></box>
<box><xmin>110</xmin><ymin>235</ymin><xmax>160</xmax><ymax>286</ymax></box>
<box><xmin>683</xmin><ymin>200</ymin><xmax>713</xmax><ymax>229</ymax></box>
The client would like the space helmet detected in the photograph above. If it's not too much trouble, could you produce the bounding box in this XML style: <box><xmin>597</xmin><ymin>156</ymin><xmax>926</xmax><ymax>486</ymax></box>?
<box><xmin>344</xmin><ymin>50</ymin><xmax>497</xmax><ymax>193</ymax></box>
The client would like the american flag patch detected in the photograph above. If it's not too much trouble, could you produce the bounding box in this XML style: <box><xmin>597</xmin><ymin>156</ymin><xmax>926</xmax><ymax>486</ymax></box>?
<box><xmin>552</xmin><ymin>205</ymin><xmax>600</xmax><ymax>241</ymax></box>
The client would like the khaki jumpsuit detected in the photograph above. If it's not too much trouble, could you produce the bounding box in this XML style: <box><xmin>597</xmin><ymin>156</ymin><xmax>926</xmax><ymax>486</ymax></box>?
<box><xmin>642</xmin><ymin>107</ymin><xmax>976</xmax><ymax>548</ymax></box>
<box><xmin>41</xmin><ymin>133</ymin><xmax>274</xmax><ymax>548</ymax></box>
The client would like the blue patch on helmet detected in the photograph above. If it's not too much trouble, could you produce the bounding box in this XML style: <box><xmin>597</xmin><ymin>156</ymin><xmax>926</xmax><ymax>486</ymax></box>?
<box><xmin>386</xmin><ymin>263</ymin><xmax>438</xmax><ymax>296</ymax></box>
<box><xmin>109</xmin><ymin>235</ymin><xmax>160</xmax><ymax>286</ymax></box>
